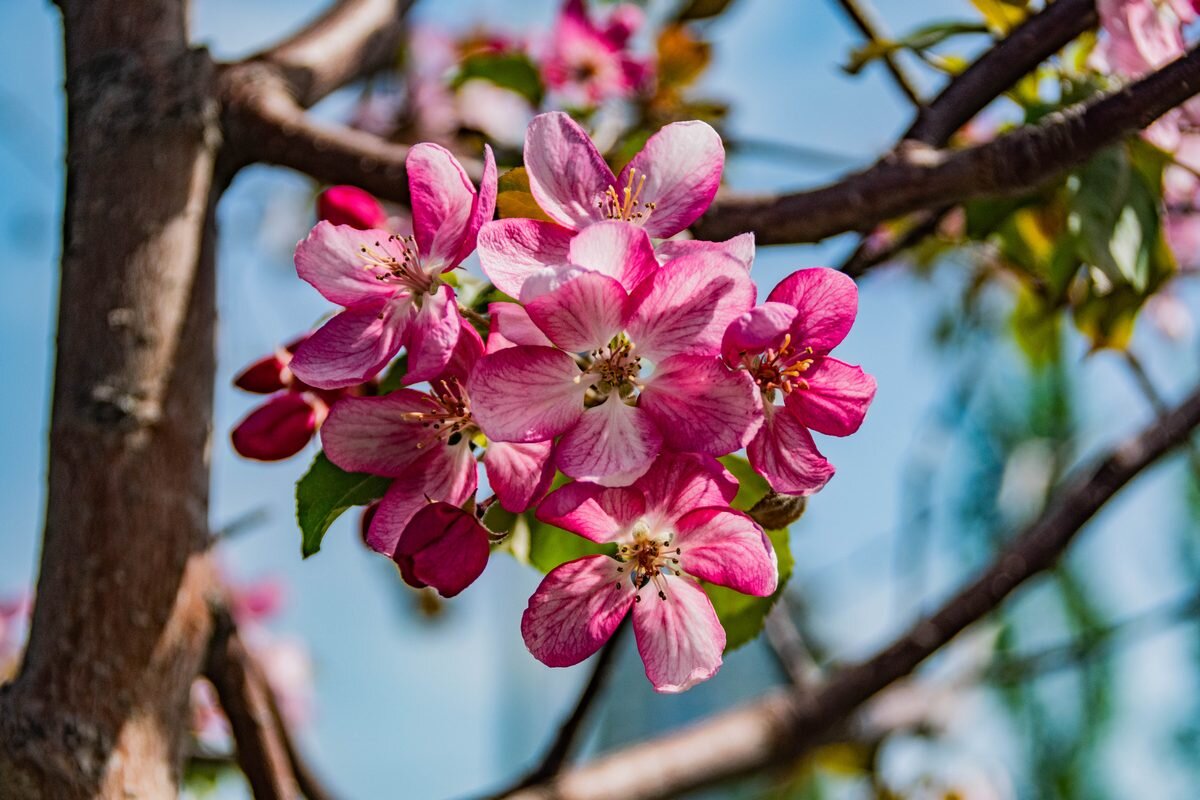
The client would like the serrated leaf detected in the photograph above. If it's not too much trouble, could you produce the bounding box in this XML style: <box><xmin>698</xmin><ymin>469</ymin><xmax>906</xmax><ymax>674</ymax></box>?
<box><xmin>453</xmin><ymin>52</ymin><xmax>544</xmax><ymax>106</ymax></box>
<box><xmin>496</xmin><ymin>167</ymin><xmax>554</xmax><ymax>222</ymax></box>
<box><xmin>296</xmin><ymin>452</ymin><xmax>391</xmax><ymax>558</ymax></box>
<box><xmin>704</xmin><ymin>525</ymin><xmax>794</xmax><ymax>652</ymax></box>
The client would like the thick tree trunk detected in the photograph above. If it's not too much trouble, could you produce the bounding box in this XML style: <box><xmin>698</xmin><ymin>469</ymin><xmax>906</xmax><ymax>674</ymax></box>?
<box><xmin>0</xmin><ymin>2</ymin><xmax>220</xmax><ymax>796</ymax></box>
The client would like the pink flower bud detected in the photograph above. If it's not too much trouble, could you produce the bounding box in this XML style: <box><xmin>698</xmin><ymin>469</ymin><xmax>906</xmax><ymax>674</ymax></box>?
<box><xmin>233</xmin><ymin>352</ymin><xmax>289</xmax><ymax>394</ymax></box>
<box><xmin>317</xmin><ymin>186</ymin><xmax>388</xmax><ymax>230</ymax></box>
<box><xmin>231</xmin><ymin>393</ymin><xmax>322</xmax><ymax>461</ymax></box>
<box><xmin>393</xmin><ymin>503</ymin><xmax>490</xmax><ymax>598</ymax></box>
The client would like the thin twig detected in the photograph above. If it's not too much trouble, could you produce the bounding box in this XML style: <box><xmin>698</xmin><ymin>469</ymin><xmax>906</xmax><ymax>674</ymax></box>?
<box><xmin>763</xmin><ymin>600</ymin><xmax>822</xmax><ymax>690</ymax></box>
<box><xmin>832</xmin><ymin>0</ymin><xmax>924</xmax><ymax>107</ymax></box>
<box><xmin>1121</xmin><ymin>349</ymin><xmax>1200</xmax><ymax>477</ymax></box>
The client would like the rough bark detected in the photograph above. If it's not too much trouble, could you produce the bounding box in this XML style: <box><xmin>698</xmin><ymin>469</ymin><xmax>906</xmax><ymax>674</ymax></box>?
<box><xmin>0</xmin><ymin>2</ymin><xmax>220</xmax><ymax>796</ymax></box>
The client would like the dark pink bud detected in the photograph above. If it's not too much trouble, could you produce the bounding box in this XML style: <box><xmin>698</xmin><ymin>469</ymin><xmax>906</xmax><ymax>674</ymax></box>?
<box><xmin>231</xmin><ymin>394</ymin><xmax>320</xmax><ymax>461</ymax></box>
<box><xmin>234</xmin><ymin>353</ymin><xmax>288</xmax><ymax>394</ymax></box>
<box><xmin>317</xmin><ymin>186</ymin><xmax>388</xmax><ymax>230</ymax></box>
<box><xmin>393</xmin><ymin>503</ymin><xmax>490</xmax><ymax>598</ymax></box>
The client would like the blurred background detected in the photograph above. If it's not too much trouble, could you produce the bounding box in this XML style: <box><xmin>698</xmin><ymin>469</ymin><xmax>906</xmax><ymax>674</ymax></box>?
<box><xmin>2</xmin><ymin>1</ymin><xmax>1200</xmax><ymax>797</ymax></box>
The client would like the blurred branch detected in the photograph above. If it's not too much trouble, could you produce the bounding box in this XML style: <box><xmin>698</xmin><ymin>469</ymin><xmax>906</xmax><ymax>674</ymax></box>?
<box><xmin>490</xmin><ymin>620</ymin><xmax>630</xmax><ymax>798</ymax></box>
<box><xmin>1121</xmin><ymin>350</ymin><xmax>1200</xmax><ymax>477</ymax></box>
<box><xmin>502</xmin><ymin>381</ymin><xmax>1200</xmax><ymax>800</ymax></box>
<box><xmin>831</xmin><ymin>0</ymin><xmax>924</xmax><ymax>107</ymax></box>
<box><xmin>764</xmin><ymin>600</ymin><xmax>823</xmax><ymax>690</ymax></box>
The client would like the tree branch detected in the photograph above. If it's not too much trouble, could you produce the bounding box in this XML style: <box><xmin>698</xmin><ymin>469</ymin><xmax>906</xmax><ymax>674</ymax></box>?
<box><xmin>503</xmin><ymin>380</ymin><xmax>1200</xmax><ymax>800</ymax></box>
<box><xmin>832</xmin><ymin>0</ymin><xmax>924</xmax><ymax>108</ymax></box>
<box><xmin>692</xmin><ymin>43</ymin><xmax>1200</xmax><ymax>245</ymax></box>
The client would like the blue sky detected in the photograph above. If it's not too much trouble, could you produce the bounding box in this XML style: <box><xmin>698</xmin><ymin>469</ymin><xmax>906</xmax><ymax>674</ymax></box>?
<box><xmin>3</xmin><ymin>1</ymin><xmax>1199</xmax><ymax>797</ymax></box>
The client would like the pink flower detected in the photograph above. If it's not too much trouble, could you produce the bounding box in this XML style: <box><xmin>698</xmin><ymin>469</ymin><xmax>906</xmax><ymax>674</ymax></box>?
<box><xmin>522</xmin><ymin>453</ymin><xmax>777</xmax><ymax>693</ymax></box>
<box><xmin>231</xmin><ymin>337</ymin><xmax>365</xmax><ymax>462</ymax></box>
<box><xmin>289</xmin><ymin>143</ymin><xmax>498</xmax><ymax>389</ymax></box>
<box><xmin>392</xmin><ymin>502</ymin><xmax>491</xmax><ymax>597</ymax></box>
<box><xmin>540</xmin><ymin>0</ymin><xmax>652</xmax><ymax>107</ymax></box>
<box><xmin>723</xmin><ymin>269</ymin><xmax>876</xmax><ymax>495</ymax></box>
<box><xmin>1094</xmin><ymin>0</ymin><xmax>1193</xmax><ymax>79</ymax></box>
<box><xmin>317</xmin><ymin>185</ymin><xmax>388</xmax><ymax>230</ymax></box>
<box><xmin>319</xmin><ymin>324</ymin><xmax>555</xmax><ymax>590</ymax></box>
<box><xmin>469</xmin><ymin>223</ymin><xmax>761</xmax><ymax>486</ymax></box>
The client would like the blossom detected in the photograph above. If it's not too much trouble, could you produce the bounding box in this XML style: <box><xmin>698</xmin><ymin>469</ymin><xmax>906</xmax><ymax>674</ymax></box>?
<box><xmin>319</xmin><ymin>324</ymin><xmax>554</xmax><ymax>591</ymax></box>
<box><xmin>522</xmin><ymin>453</ymin><xmax>777</xmax><ymax>692</ymax></box>
<box><xmin>723</xmin><ymin>268</ymin><xmax>876</xmax><ymax>495</ymax></box>
<box><xmin>469</xmin><ymin>222</ymin><xmax>761</xmax><ymax>486</ymax></box>
<box><xmin>539</xmin><ymin>0</ymin><xmax>652</xmax><ymax>107</ymax></box>
<box><xmin>231</xmin><ymin>336</ymin><xmax>364</xmax><ymax>461</ymax></box>
<box><xmin>392</xmin><ymin>502</ymin><xmax>491</xmax><ymax>597</ymax></box>
<box><xmin>289</xmin><ymin>143</ymin><xmax>498</xmax><ymax>389</ymax></box>
<box><xmin>317</xmin><ymin>185</ymin><xmax>388</xmax><ymax>230</ymax></box>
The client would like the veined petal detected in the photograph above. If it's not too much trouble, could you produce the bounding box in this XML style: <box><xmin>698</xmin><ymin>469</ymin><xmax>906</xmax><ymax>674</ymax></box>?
<box><xmin>469</xmin><ymin>346</ymin><xmax>588</xmax><ymax>442</ymax></box>
<box><xmin>402</xmin><ymin>284</ymin><xmax>462</xmax><ymax>386</ymax></box>
<box><xmin>655</xmin><ymin>232</ymin><xmax>755</xmax><ymax>272</ymax></box>
<box><xmin>486</xmin><ymin>301</ymin><xmax>553</xmax><ymax>352</ymax></box>
<box><xmin>294</xmin><ymin>221</ymin><xmax>404</xmax><ymax>307</ymax></box>
<box><xmin>439</xmin><ymin>321</ymin><xmax>485</xmax><ymax>386</ymax></box>
<box><xmin>396</xmin><ymin>502</ymin><xmax>490</xmax><ymax>597</ymax></box>
<box><xmin>522</xmin><ymin>556</ymin><xmax>634</xmax><ymax>667</ymax></box>
<box><xmin>625</xmin><ymin>252</ymin><xmax>755</xmax><ymax>361</ymax></box>
<box><xmin>525</xmin><ymin>270</ymin><xmax>628</xmax><ymax>352</ymax></box>
<box><xmin>785</xmin><ymin>356</ymin><xmax>876</xmax><ymax>436</ymax></box>
<box><xmin>454</xmin><ymin>144</ymin><xmax>498</xmax><ymax>268</ymax></box>
<box><xmin>675</xmin><ymin>508</ymin><xmax>777</xmax><ymax>597</ymax></box>
<box><xmin>536</xmin><ymin>481</ymin><xmax>646</xmax><ymax>543</ymax></box>
<box><xmin>639</xmin><ymin>355</ymin><xmax>762</xmax><ymax>455</ymax></box>
<box><xmin>557</xmin><ymin>394</ymin><xmax>661</xmax><ymax>486</ymax></box>
<box><xmin>633</xmin><ymin>576</ymin><xmax>724</xmax><ymax>693</ymax></box>
<box><xmin>364</xmin><ymin>447</ymin><xmax>477</xmax><ymax>557</ymax></box>
<box><xmin>289</xmin><ymin>298</ymin><xmax>407</xmax><ymax>389</ymax></box>
<box><xmin>766</xmin><ymin>268</ymin><xmax>859</xmax><ymax>353</ymax></box>
<box><xmin>620</xmin><ymin>120</ymin><xmax>723</xmax><ymax>239</ymax></box>
<box><xmin>484</xmin><ymin>440</ymin><xmax>556</xmax><ymax>513</ymax></box>
<box><xmin>524</xmin><ymin>112</ymin><xmax>615</xmax><ymax>230</ymax></box>
<box><xmin>632</xmin><ymin>451</ymin><xmax>739</xmax><ymax>526</ymax></box>
<box><xmin>408</xmin><ymin>143</ymin><xmax>478</xmax><ymax>270</ymax></box>
<box><xmin>477</xmin><ymin>218</ymin><xmax>574</xmax><ymax>299</ymax></box>
<box><xmin>747</xmin><ymin>404</ymin><xmax>834</xmax><ymax>496</ymax></box>
<box><xmin>567</xmin><ymin>221</ymin><xmax>659</xmax><ymax>291</ymax></box>
<box><xmin>320</xmin><ymin>389</ymin><xmax>439</xmax><ymax>477</ymax></box>
<box><xmin>721</xmin><ymin>302</ymin><xmax>798</xmax><ymax>366</ymax></box>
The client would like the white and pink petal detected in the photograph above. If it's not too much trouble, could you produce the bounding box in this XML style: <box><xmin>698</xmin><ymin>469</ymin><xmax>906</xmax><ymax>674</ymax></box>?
<box><xmin>619</xmin><ymin>120</ymin><xmax>724</xmax><ymax>239</ymax></box>
<box><xmin>632</xmin><ymin>576</ymin><xmax>725</xmax><ymax>693</ymax></box>
<box><xmin>469</xmin><ymin>346</ymin><xmax>588</xmax><ymax>442</ymax></box>
<box><xmin>522</xmin><ymin>556</ymin><xmax>634</xmax><ymax>667</ymax></box>
<box><xmin>674</xmin><ymin>508</ymin><xmax>777</xmax><ymax>597</ymax></box>
<box><xmin>556</xmin><ymin>394</ymin><xmax>662</xmax><ymax>486</ymax></box>
<box><xmin>639</xmin><ymin>355</ymin><xmax>762</xmax><ymax>456</ymax></box>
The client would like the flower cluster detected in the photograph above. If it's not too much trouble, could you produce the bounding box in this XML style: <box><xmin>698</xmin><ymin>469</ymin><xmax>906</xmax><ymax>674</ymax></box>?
<box><xmin>285</xmin><ymin>112</ymin><xmax>874</xmax><ymax>691</ymax></box>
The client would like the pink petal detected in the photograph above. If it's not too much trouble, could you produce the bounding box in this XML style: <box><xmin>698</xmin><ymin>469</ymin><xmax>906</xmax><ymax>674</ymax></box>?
<box><xmin>289</xmin><ymin>298</ymin><xmax>407</xmax><ymax>389</ymax></box>
<box><xmin>477</xmin><ymin>218</ymin><xmax>574</xmax><ymax>299</ymax></box>
<box><xmin>632</xmin><ymin>576</ymin><xmax>725</xmax><ymax>693</ymax></box>
<box><xmin>454</xmin><ymin>144</ymin><xmax>498</xmax><ymax>267</ymax></box>
<box><xmin>234</xmin><ymin>352</ymin><xmax>289</xmax><ymax>394</ymax></box>
<box><xmin>631</xmin><ymin>452</ymin><xmax>738</xmax><ymax>526</ymax></box>
<box><xmin>469</xmin><ymin>346</ymin><xmax>587</xmax><ymax>442</ymax></box>
<box><xmin>655</xmin><ymin>233</ymin><xmax>755</xmax><ymax>271</ymax></box>
<box><xmin>557</xmin><ymin>394</ymin><xmax>662</xmax><ymax>486</ymax></box>
<box><xmin>294</xmin><ymin>221</ymin><xmax>405</xmax><ymax>307</ymax></box>
<box><xmin>567</xmin><ymin>221</ymin><xmax>659</xmax><ymax>291</ymax></box>
<box><xmin>747</xmin><ymin>404</ymin><xmax>834</xmax><ymax>496</ymax></box>
<box><xmin>522</xmin><ymin>556</ymin><xmax>634</xmax><ymax>667</ymax></box>
<box><xmin>317</xmin><ymin>186</ymin><xmax>387</xmax><ymax>230</ymax></box>
<box><xmin>620</xmin><ymin>120</ymin><xmax>723</xmax><ymax>239</ymax></box>
<box><xmin>439</xmin><ymin>321</ymin><xmax>485</xmax><ymax>386</ymax></box>
<box><xmin>365</xmin><ymin>443</ymin><xmax>478</xmax><ymax>557</ymax></box>
<box><xmin>395</xmin><ymin>502</ymin><xmax>490</xmax><ymax>597</ymax></box>
<box><xmin>484</xmin><ymin>440</ymin><xmax>556</xmax><ymax>513</ymax></box>
<box><xmin>524</xmin><ymin>112</ymin><xmax>615</xmax><ymax>230</ymax></box>
<box><xmin>402</xmin><ymin>284</ymin><xmax>462</xmax><ymax>386</ymax></box>
<box><xmin>408</xmin><ymin>143</ymin><xmax>477</xmax><ymax>270</ymax></box>
<box><xmin>320</xmin><ymin>389</ymin><xmax>438</xmax><ymax>477</ymax></box>
<box><xmin>766</xmin><ymin>268</ymin><xmax>859</xmax><ymax>353</ymax></box>
<box><xmin>639</xmin><ymin>355</ymin><xmax>762</xmax><ymax>455</ymax></box>
<box><xmin>231</xmin><ymin>394</ymin><xmax>319</xmax><ymax>461</ymax></box>
<box><xmin>525</xmin><ymin>271</ymin><xmax>628</xmax><ymax>352</ymax></box>
<box><xmin>486</xmin><ymin>301</ymin><xmax>553</xmax><ymax>352</ymax></box>
<box><xmin>536</xmin><ymin>481</ymin><xmax>646</xmax><ymax>543</ymax></box>
<box><xmin>785</xmin><ymin>356</ymin><xmax>876</xmax><ymax>436</ymax></box>
<box><xmin>625</xmin><ymin>252</ymin><xmax>755</xmax><ymax>361</ymax></box>
<box><xmin>675</xmin><ymin>508</ymin><xmax>777</xmax><ymax>597</ymax></box>
<box><xmin>721</xmin><ymin>302</ymin><xmax>799</xmax><ymax>366</ymax></box>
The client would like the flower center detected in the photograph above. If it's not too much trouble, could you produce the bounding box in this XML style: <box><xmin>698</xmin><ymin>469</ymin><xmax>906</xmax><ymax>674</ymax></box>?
<box><xmin>357</xmin><ymin>234</ymin><xmax>436</xmax><ymax>295</ymax></box>
<box><xmin>615</xmin><ymin>520</ymin><xmax>681</xmax><ymax>601</ymax></box>
<box><xmin>580</xmin><ymin>334</ymin><xmax>643</xmax><ymax>404</ymax></box>
<box><xmin>402</xmin><ymin>379</ymin><xmax>477</xmax><ymax>449</ymax></box>
<box><xmin>748</xmin><ymin>333</ymin><xmax>814</xmax><ymax>399</ymax></box>
<box><xmin>597</xmin><ymin>168</ymin><xmax>657</xmax><ymax>224</ymax></box>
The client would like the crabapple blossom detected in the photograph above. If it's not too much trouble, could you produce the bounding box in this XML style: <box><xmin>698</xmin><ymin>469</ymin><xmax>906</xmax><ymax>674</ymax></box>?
<box><xmin>289</xmin><ymin>143</ymin><xmax>497</xmax><ymax>390</ymax></box>
<box><xmin>469</xmin><ymin>222</ymin><xmax>761</xmax><ymax>486</ymax></box>
<box><xmin>522</xmin><ymin>453</ymin><xmax>777</xmax><ymax>692</ymax></box>
<box><xmin>539</xmin><ymin>0</ymin><xmax>652</xmax><ymax>107</ymax></box>
<box><xmin>723</xmin><ymin>268</ymin><xmax>876</xmax><ymax>495</ymax></box>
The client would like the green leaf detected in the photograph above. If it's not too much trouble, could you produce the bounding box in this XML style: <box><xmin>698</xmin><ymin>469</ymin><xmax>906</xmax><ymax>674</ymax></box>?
<box><xmin>527</xmin><ymin>517</ymin><xmax>611</xmax><ymax>573</ymax></box>
<box><xmin>704</xmin><ymin>526</ymin><xmax>794</xmax><ymax>652</ymax></box>
<box><xmin>377</xmin><ymin>353</ymin><xmax>408</xmax><ymax>394</ymax></box>
<box><xmin>453</xmin><ymin>52</ymin><xmax>544</xmax><ymax>106</ymax></box>
<box><xmin>844</xmin><ymin>21</ymin><xmax>988</xmax><ymax>75</ymax></box>
<box><xmin>719</xmin><ymin>454</ymin><xmax>770</xmax><ymax>511</ymax></box>
<box><xmin>296</xmin><ymin>452</ymin><xmax>391</xmax><ymax>558</ymax></box>
<box><xmin>675</xmin><ymin>0</ymin><xmax>738</xmax><ymax>22</ymax></box>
